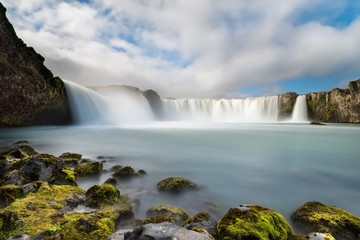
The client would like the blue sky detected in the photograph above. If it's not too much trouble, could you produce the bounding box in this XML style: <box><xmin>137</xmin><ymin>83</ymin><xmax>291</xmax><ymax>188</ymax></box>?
<box><xmin>2</xmin><ymin>0</ymin><xmax>360</xmax><ymax>98</ymax></box>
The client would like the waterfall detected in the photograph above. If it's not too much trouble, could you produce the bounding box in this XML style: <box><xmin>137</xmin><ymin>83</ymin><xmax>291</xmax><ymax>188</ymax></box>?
<box><xmin>64</xmin><ymin>80</ymin><xmax>154</xmax><ymax>125</ymax></box>
<box><xmin>162</xmin><ymin>96</ymin><xmax>279</xmax><ymax>122</ymax></box>
<box><xmin>64</xmin><ymin>80</ymin><xmax>108</xmax><ymax>124</ymax></box>
<box><xmin>291</xmin><ymin>95</ymin><xmax>308</xmax><ymax>122</ymax></box>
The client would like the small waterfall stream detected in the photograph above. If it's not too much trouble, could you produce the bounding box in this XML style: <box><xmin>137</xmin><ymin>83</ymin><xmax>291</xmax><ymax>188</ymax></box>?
<box><xmin>291</xmin><ymin>95</ymin><xmax>309</xmax><ymax>122</ymax></box>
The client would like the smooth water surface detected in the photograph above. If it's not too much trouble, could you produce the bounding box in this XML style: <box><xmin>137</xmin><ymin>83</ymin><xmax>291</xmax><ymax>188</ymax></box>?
<box><xmin>1</xmin><ymin>122</ymin><xmax>359</xmax><ymax>225</ymax></box>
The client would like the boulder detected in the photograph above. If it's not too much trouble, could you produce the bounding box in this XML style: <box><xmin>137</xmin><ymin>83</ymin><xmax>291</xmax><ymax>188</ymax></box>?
<box><xmin>127</xmin><ymin>222</ymin><xmax>213</xmax><ymax>240</ymax></box>
<box><xmin>146</xmin><ymin>205</ymin><xmax>189</xmax><ymax>225</ymax></box>
<box><xmin>157</xmin><ymin>177</ymin><xmax>198</xmax><ymax>192</ymax></box>
<box><xmin>183</xmin><ymin>211</ymin><xmax>217</xmax><ymax>237</ymax></box>
<box><xmin>74</xmin><ymin>159</ymin><xmax>103</xmax><ymax>176</ymax></box>
<box><xmin>292</xmin><ymin>201</ymin><xmax>360</xmax><ymax>240</ymax></box>
<box><xmin>103</xmin><ymin>177</ymin><xmax>117</xmax><ymax>186</ymax></box>
<box><xmin>1</xmin><ymin>170</ymin><xmax>28</xmax><ymax>185</ymax></box>
<box><xmin>49</xmin><ymin>169</ymin><xmax>77</xmax><ymax>186</ymax></box>
<box><xmin>58</xmin><ymin>152</ymin><xmax>82</xmax><ymax>166</ymax></box>
<box><xmin>217</xmin><ymin>204</ymin><xmax>293</xmax><ymax>240</ymax></box>
<box><xmin>112</xmin><ymin>166</ymin><xmax>136</xmax><ymax>178</ymax></box>
<box><xmin>19</xmin><ymin>154</ymin><xmax>63</xmax><ymax>182</ymax></box>
<box><xmin>85</xmin><ymin>184</ymin><xmax>121</xmax><ymax>208</ymax></box>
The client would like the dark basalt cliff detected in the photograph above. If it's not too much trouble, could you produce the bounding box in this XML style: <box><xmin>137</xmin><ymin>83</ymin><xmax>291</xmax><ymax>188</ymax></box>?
<box><xmin>0</xmin><ymin>3</ymin><xmax>72</xmax><ymax>127</ymax></box>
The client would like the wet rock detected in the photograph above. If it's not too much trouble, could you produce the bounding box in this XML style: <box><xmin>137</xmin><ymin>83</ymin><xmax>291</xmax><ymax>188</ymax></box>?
<box><xmin>50</xmin><ymin>169</ymin><xmax>77</xmax><ymax>186</ymax></box>
<box><xmin>104</xmin><ymin>177</ymin><xmax>117</xmax><ymax>186</ymax></box>
<box><xmin>58</xmin><ymin>152</ymin><xmax>82</xmax><ymax>166</ymax></box>
<box><xmin>310</xmin><ymin>121</ymin><xmax>326</xmax><ymax>125</ymax></box>
<box><xmin>137</xmin><ymin>169</ymin><xmax>147</xmax><ymax>175</ymax></box>
<box><xmin>85</xmin><ymin>184</ymin><xmax>120</xmax><ymax>208</ymax></box>
<box><xmin>217</xmin><ymin>204</ymin><xmax>293</xmax><ymax>240</ymax></box>
<box><xmin>295</xmin><ymin>232</ymin><xmax>336</xmax><ymax>240</ymax></box>
<box><xmin>0</xmin><ymin>158</ymin><xmax>12</xmax><ymax>180</ymax></box>
<box><xmin>109</xmin><ymin>165</ymin><xmax>123</xmax><ymax>172</ymax></box>
<box><xmin>143</xmin><ymin>89</ymin><xmax>163</xmax><ymax>118</ymax></box>
<box><xmin>32</xmin><ymin>230</ymin><xmax>51</xmax><ymax>240</ymax></box>
<box><xmin>112</xmin><ymin>166</ymin><xmax>136</xmax><ymax>178</ymax></box>
<box><xmin>63</xmin><ymin>192</ymin><xmax>86</xmax><ymax>210</ymax></box>
<box><xmin>292</xmin><ymin>201</ymin><xmax>360</xmax><ymax>240</ymax></box>
<box><xmin>74</xmin><ymin>159</ymin><xmax>103</xmax><ymax>176</ymax></box>
<box><xmin>21</xmin><ymin>181</ymin><xmax>43</xmax><ymax>195</ymax></box>
<box><xmin>128</xmin><ymin>222</ymin><xmax>213</xmax><ymax>240</ymax></box>
<box><xmin>107</xmin><ymin>229</ymin><xmax>134</xmax><ymax>240</ymax></box>
<box><xmin>19</xmin><ymin>154</ymin><xmax>63</xmax><ymax>182</ymax></box>
<box><xmin>2</xmin><ymin>170</ymin><xmax>28</xmax><ymax>185</ymax></box>
<box><xmin>7</xmin><ymin>233</ymin><xmax>31</xmax><ymax>240</ymax></box>
<box><xmin>157</xmin><ymin>177</ymin><xmax>198</xmax><ymax>192</ymax></box>
<box><xmin>183</xmin><ymin>211</ymin><xmax>217</xmax><ymax>237</ymax></box>
<box><xmin>146</xmin><ymin>205</ymin><xmax>189</xmax><ymax>225</ymax></box>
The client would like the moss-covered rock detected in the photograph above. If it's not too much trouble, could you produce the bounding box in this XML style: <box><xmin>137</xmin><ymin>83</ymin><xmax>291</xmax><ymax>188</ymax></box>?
<box><xmin>183</xmin><ymin>211</ymin><xmax>217</xmax><ymax>237</ymax></box>
<box><xmin>157</xmin><ymin>177</ymin><xmax>198</xmax><ymax>192</ymax></box>
<box><xmin>49</xmin><ymin>169</ymin><xmax>77</xmax><ymax>186</ymax></box>
<box><xmin>85</xmin><ymin>184</ymin><xmax>120</xmax><ymax>208</ymax></box>
<box><xmin>74</xmin><ymin>160</ymin><xmax>103</xmax><ymax>176</ymax></box>
<box><xmin>292</xmin><ymin>201</ymin><xmax>360</xmax><ymax>240</ymax></box>
<box><xmin>146</xmin><ymin>205</ymin><xmax>189</xmax><ymax>225</ymax></box>
<box><xmin>103</xmin><ymin>177</ymin><xmax>117</xmax><ymax>186</ymax></box>
<box><xmin>59</xmin><ymin>152</ymin><xmax>82</xmax><ymax>166</ymax></box>
<box><xmin>112</xmin><ymin>166</ymin><xmax>136</xmax><ymax>178</ymax></box>
<box><xmin>217</xmin><ymin>204</ymin><xmax>293</xmax><ymax>240</ymax></box>
<box><xmin>1</xmin><ymin>169</ymin><xmax>28</xmax><ymax>185</ymax></box>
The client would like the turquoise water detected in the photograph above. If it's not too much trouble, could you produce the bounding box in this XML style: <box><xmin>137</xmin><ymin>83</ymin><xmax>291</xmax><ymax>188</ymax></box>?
<box><xmin>1</xmin><ymin>122</ymin><xmax>359</xmax><ymax>225</ymax></box>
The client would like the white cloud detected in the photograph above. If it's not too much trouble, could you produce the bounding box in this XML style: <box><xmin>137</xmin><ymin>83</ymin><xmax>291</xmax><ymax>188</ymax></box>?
<box><xmin>2</xmin><ymin>0</ymin><xmax>360</xmax><ymax>97</ymax></box>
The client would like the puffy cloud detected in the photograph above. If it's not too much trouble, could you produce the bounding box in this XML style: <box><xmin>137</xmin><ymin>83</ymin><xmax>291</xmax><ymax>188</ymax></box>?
<box><xmin>2</xmin><ymin>0</ymin><xmax>360</xmax><ymax>97</ymax></box>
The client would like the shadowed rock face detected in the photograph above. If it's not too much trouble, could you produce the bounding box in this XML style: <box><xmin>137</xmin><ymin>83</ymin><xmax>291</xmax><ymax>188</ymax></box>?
<box><xmin>278</xmin><ymin>92</ymin><xmax>298</xmax><ymax>120</ymax></box>
<box><xmin>0</xmin><ymin>3</ymin><xmax>72</xmax><ymax>127</ymax></box>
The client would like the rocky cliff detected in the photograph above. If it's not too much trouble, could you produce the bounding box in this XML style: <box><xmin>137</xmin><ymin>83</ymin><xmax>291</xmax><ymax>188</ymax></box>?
<box><xmin>278</xmin><ymin>79</ymin><xmax>360</xmax><ymax>123</ymax></box>
<box><xmin>0</xmin><ymin>3</ymin><xmax>72</xmax><ymax>127</ymax></box>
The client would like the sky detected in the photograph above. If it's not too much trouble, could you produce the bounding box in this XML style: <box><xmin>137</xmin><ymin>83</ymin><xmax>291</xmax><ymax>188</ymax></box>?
<box><xmin>2</xmin><ymin>0</ymin><xmax>360</xmax><ymax>98</ymax></box>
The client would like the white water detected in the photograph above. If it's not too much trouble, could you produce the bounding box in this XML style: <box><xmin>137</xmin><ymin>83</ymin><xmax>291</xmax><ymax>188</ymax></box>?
<box><xmin>162</xmin><ymin>96</ymin><xmax>279</xmax><ymax>122</ymax></box>
<box><xmin>291</xmin><ymin>95</ymin><xmax>308</xmax><ymax>123</ymax></box>
<box><xmin>64</xmin><ymin>80</ymin><xmax>108</xmax><ymax>124</ymax></box>
<box><xmin>64</xmin><ymin>81</ymin><xmax>154</xmax><ymax>125</ymax></box>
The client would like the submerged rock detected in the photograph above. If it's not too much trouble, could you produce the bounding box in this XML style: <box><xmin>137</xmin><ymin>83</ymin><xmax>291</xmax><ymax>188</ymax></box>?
<box><xmin>217</xmin><ymin>204</ymin><xmax>293</xmax><ymax>240</ymax></box>
<box><xmin>112</xmin><ymin>166</ymin><xmax>136</xmax><ymax>178</ymax></box>
<box><xmin>183</xmin><ymin>211</ymin><xmax>217</xmax><ymax>237</ymax></box>
<box><xmin>292</xmin><ymin>201</ymin><xmax>360</xmax><ymax>240</ymax></box>
<box><xmin>157</xmin><ymin>177</ymin><xmax>198</xmax><ymax>192</ymax></box>
<box><xmin>146</xmin><ymin>205</ymin><xmax>189</xmax><ymax>225</ymax></box>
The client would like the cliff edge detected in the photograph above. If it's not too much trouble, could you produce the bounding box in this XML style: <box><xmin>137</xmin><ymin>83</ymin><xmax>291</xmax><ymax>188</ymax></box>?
<box><xmin>0</xmin><ymin>3</ymin><xmax>72</xmax><ymax>127</ymax></box>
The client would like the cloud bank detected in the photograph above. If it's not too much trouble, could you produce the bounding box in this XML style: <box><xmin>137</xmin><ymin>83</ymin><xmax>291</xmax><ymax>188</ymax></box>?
<box><xmin>3</xmin><ymin>0</ymin><xmax>360</xmax><ymax>97</ymax></box>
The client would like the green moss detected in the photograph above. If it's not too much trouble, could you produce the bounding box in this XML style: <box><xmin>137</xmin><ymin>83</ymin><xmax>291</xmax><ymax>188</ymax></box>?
<box><xmin>0</xmin><ymin>183</ymin><xmax>84</xmax><ymax>238</ymax></box>
<box><xmin>292</xmin><ymin>201</ymin><xmax>360</xmax><ymax>239</ymax></box>
<box><xmin>146</xmin><ymin>205</ymin><xmax>189</xmax><ymax>225</ymax></box>
<box><xmin>217</xmin><ymin>205</ymin><xmax>293</xmax><ymax>240</ymax></box>
<box><xmin>85</xmin><ymin>184</ymin><xmax>120</xmax><ymax>208</ymax></box>
<box><xmin>157</xmin><ymin>177</ymin><xmax>198</xmax><ymax>192</ymax></box>
<box><xmin>183</xmin><ymin>211</ymin><xmax>211</xmax><ymax>226</ymax></box>
<box><xmin>0</xmin><ymin>184</ymin><xmax>24</xmax><ymax>198</ymax></box>
<box><xmin>62</xmin><ymin>169</ymin><xmax>77</xmax><ymax>183</ymax></box>
<box><xmin>74</xmin><ymin>162</ymin><xmax>102</xmax><ymax>176</ymax></box>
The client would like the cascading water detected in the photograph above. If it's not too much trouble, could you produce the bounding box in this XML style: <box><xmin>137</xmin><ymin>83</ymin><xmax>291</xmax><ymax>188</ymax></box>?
<box><xmin>64</xmin><ymin>80</ymin><xmax>108</xmax><ymax>124</ymax></box>
<box><xmin>291</xmin><ymin>95</ymin><xmax>308</xmax><ymax>122</ymax></box>
<box><xmin>64</xmin><ymin>80</ymin><xmax>154</xmax><ymax>125</ymax></box>
<box><xmin>162</xmin><ymin>96</ymin><xmax>279</xmax><ymax>122</ymax></box>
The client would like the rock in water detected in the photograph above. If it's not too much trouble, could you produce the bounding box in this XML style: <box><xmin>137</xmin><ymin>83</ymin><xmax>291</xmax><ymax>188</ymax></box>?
<box><xmin>145</xmin><ymin>205</ymin><xmax>189</xmax><ymax>225</ymax></box>
<box><xmin>217</xmin><ymin>204</ymin><xmax>293</xmax><ymax>240</ymax></box>
<box><xmin>0</xmin><ymin>3</ymin><xmax>72</xmax><ymax>127</ymax></box>
<box><xmin>157</xmin><ymin>177</ymin><xmax>198</xmax><ymax>192</ymax></box>
<box><xmin>292</xmin><ymin>201</ymin><xmax>360</xmax><ymax>240</ymax></box>
<box><xmin>183</xmin><ymin>211</ymin><xmax>217</xmax><ymax>237</ymax></box>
